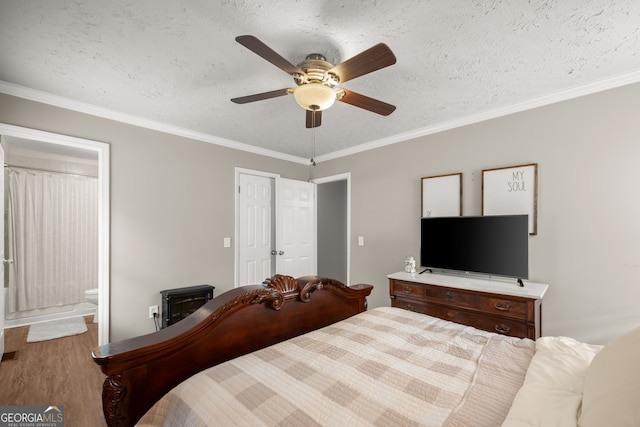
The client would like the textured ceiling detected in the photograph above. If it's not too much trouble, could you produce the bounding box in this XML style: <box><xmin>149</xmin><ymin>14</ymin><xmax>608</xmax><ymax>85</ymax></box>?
<box><xmin>1</xmin><ymin>1</ymin><xmax>639</xmax><ymax>162</ymax></box>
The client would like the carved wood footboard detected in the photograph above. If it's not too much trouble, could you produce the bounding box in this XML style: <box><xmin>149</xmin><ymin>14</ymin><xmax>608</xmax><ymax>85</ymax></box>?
<box><xmin>91</xmin><ymin>275</ymin><xmax>373</xmax><ymax>427</ymax></box>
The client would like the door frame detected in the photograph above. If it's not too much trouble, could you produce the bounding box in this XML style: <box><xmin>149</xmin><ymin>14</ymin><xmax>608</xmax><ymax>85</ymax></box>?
<box><xmin>312</xmin><ymin>173</ymin><xmax>351</xmax><ymax>285</ymax></box>
<box><xmin>0</xmin><ymin>124</ymin><xmax>110</xmax><ymax>345</ymax></box>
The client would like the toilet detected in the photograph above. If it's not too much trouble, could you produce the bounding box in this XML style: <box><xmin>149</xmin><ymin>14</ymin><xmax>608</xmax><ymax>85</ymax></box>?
<box><xmin>84</xmin><ymin>288</ymin><xmax>99</xmax><ymax>305</ymax></box>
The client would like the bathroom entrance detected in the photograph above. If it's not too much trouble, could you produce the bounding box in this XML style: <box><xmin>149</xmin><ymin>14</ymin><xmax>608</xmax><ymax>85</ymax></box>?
<box><xmin>4</xmin><ymin>143</ymin><xmax>98</xmax><ymax>324</ymax></box>
<box><xmin>0</xmin><ymin>124</ymin><xmax>110</xmax><ymax>345</ymax></box>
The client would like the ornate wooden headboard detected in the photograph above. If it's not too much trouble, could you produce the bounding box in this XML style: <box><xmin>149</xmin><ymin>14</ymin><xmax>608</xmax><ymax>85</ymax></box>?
<box><xmin>92</xmin><ymin>275</ymin><xmax>373</xmax><ymax>427</ymax></box>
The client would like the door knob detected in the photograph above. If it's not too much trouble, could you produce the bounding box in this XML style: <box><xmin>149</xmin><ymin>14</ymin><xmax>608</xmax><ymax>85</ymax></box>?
<box><xmin>270</xmin><ymin>251</ymin><xmax>285</xmax><ymax>256</ymax></box>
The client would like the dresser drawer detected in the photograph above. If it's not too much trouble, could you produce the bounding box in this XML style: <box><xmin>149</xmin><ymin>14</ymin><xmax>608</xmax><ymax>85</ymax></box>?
<box><xmin>391</xmin><ymin>281</ymin><xmax>426</xmax><ymax>300</ymax></box>
<box><xmin>425</xmin><ymin>285</ymin><xmax>529</xmax><ymax>320</ymax></box>
<box><xmin>392</xmin><ymin>297</ymin><xmax>429</xmax><ymax>315</ymax></box>
<box><xmin>477</xmin><ymin>295</ymin><xmax>529</xmax><ymax>320</ymax></box>
<box><xmin>424</xmin><ymin>286</ymin><xmax>477</xmax><ymax>308</ymax></box>
<box><xmin>425</xmin><ymin>304</ymin><xmax>529</xmax><ymax>338</ymax></box>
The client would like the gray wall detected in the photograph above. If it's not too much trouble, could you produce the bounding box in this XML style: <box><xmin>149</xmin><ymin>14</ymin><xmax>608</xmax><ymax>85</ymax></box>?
<box><xmin>313</xmin><ymin>82</ymin><xmax>640</xmax><ymax>344</ymax></box>
<box><xmin>317</xmin><ymin>180</ymin><xmax>347</xmax><ymax>282</ymax></box>
<box><xmin>0</xmin><ymin>93</ymin><xmax>309</xmax><ymax>341</ymax></box>
<box><xmin>2</xmin><ymin>81</ymin><xmax>640</xmax><ymax>344</ymax></box>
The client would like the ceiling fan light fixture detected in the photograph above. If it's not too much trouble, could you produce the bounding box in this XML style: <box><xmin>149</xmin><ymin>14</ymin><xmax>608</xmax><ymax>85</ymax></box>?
<box><xmin>293</xmin><ymin>83</ymin><xmax>336</xmax><ymax>111</ymax></box>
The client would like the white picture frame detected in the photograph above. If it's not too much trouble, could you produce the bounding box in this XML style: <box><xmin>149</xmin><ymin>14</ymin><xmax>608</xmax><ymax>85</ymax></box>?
<box><xmin>421</xmin><ymin>173</ymin><xmax>462</xmax><ymax>218</ymax></box>
<box><xmin>482</xmin><ymin>163</ymin><xmax>538</xmax><ymax>235</ymax></box>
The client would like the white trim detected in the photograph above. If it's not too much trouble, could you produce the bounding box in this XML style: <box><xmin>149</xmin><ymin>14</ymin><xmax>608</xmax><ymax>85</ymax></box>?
<box><xmin>313</xmin><ymin>69</ymin><xmax>640</xmax><ymax>162</ymax></box>
<box><xmin>311</xmin><ymin>173</ymin><xmax>351</xmax><ymax>285</ymax></box>
<box><xmin>311</xmin><ymin>172</ymin><xmax>350</xmax><ymax>185</ymax></box>
<box><xmin>3</xmin><ymin>68</ymin><xmax>640</xmax><ymax>163</ymax></box>
<box><xmin>0</xmin><ymin>124</ymin><xmax>110</xmax><ymax>346</ymax></box>
<box><xmin>235</xmin><ymin>167</ymin><xmax>281</xmax><ymax>179</ymax></box>
<box><xmin>0</xmin><ymin>81</ymin><xmax>308</xmax><ymax>165</ymax></box>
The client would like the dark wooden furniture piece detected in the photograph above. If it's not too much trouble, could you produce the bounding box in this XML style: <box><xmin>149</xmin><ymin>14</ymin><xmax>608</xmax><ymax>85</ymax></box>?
<box><xmin>160</xmin><ymin>284</ymin><xmax>215</xmax><ymax>328</ymax></box>
<box><xmin>92</xmin><ymin>275</ymin><xmax>373</xmax><ymax>427</ymax></box>
<box><xmin>389</xmin><ymin>272</ymin><xmax>547</xmax><ymax>340</ymax></box>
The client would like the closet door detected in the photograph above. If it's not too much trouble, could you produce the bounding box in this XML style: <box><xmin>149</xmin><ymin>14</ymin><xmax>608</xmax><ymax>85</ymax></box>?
<box><xmin>275</xmin><ymin>178</ymin><xmax>316</xmax><ymax>278</ymax></box>
<box><xmin>237</xmin><ymin>173</ymin><xmax>274</xmax><ymax>286</ymax></box>
<box><xmin>237</xmin><ymin>172</ymin><xmax>316</xmax><ymax>287</ymax></box>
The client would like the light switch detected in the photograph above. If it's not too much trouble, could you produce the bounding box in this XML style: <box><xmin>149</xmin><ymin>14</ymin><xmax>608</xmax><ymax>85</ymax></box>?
<box><xmin>358</xmin><ymin>236</ymin><xmax>364</xmax><ymax>246</ymax></box>
<box><xmin>223</xmin><ymin>237</ymin><xmax>231</xmax><ymax>248</ymax></box>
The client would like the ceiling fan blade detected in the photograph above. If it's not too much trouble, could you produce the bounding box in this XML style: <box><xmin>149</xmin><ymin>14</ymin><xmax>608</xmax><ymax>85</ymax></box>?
<box><xmin>236</xmin><ymin>35</ymin><xmax>304</xmax><ymax>76</ymax></box>
<box><xmin>306</xmin><ymin>109</ymin><xmax>322</xmax><ymax>128</ymax></box>
<box><xmin>338</xmin><ymin>89</ymin><xmax>396</xmax><ymax>116</ymax></box>
<box><xmin>328</xmin><ymin>43</ymin><xmax>396</xmax><ymax>83</ymax></box>
<box><xmin>231</xmin><ymin>88</ymin><xmax>291</xmax><ymax>104</ymax></box>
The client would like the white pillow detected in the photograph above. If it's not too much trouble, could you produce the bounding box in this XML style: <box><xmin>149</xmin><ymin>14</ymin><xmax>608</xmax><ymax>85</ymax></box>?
<box><xmin>501</xmin><ymin>336</ymin><xmax>601</xmax><ymax>427</ymax></box>
<box><xmin>578</xmin><ymin>325</ymin><xmax>640</xmax><ymax>427</ymax></box>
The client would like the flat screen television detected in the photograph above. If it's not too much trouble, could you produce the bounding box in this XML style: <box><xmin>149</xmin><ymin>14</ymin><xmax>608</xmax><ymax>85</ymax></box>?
<box><xmin>420</xmin><ymin>215</ymin><xmax>529</xmax><ymax>279</ymax></box>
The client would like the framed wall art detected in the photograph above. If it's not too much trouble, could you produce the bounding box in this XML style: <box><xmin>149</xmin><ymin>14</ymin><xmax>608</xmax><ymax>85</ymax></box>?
<box><xmin>421</xmin><ymin>173</ymin><xmax>462</xmax><ymax>218</ymax></box>
<box><xmin>482</xmin><ymin>163</ymin><xmax>538</xmax><ymax>235</ymax></box>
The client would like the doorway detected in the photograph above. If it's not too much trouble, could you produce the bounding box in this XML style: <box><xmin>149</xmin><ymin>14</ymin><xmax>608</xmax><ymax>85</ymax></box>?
<box><xmin>313</xmin><ymin>173</ymin><xmax>350</xmax><ymax>284</ymax></box>
<box><xmin>0</xmin><ymin>124</ymin><xmax>110</xmax><ymax>346</ymax></box>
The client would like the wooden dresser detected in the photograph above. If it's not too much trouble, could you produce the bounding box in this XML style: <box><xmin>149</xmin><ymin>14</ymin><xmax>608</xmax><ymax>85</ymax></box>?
<box><xmin>388</xmin><ymin>272</ymin><xmax>548</xmax><ymax>340</ymax></box>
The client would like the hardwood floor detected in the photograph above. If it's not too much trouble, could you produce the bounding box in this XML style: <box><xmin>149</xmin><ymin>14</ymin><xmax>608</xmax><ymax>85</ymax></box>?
<box><xmin>0</xmin><ymin>316</ymin><xmax>107</xmax><ymax>427</ymax></box>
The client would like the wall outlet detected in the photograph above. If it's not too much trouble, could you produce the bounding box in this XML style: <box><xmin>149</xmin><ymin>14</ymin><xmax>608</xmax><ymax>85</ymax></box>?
<box><xmin>149</xmin><ymin>305</ymin><xmax>159</xmax><ymax>319</ymax></box>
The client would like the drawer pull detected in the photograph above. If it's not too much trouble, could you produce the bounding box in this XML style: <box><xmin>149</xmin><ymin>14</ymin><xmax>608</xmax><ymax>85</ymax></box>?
<box><xmin>445</xmin><ymin>291</ymin><xmax>454</xmax><ymax>300</ymax></box>
<box><xmin>494</xmin><ymin>301</ymin><xmax>510</xmax><ymax>311</ymax></box>
<box><xmin>403</xmin><ymin>286</ymin><xmax>414</xmax><ymax>294</ymax></box>
<box><xmin>495</xmin><ymin>324</ymin><xmax>511</xmax><ymax>334</ymax></box>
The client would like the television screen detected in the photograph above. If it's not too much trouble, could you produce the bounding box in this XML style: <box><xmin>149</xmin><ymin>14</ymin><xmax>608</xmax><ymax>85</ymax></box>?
<box><xmin>420</xmin><ymin>215</ymin><xmax>529</xmax><ymax>279</ymax></box>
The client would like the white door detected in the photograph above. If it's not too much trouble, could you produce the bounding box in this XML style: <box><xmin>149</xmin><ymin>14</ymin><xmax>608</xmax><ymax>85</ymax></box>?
<box><xmin>276</xmin><ymin>178</ymin><xmax>316</xmax><ymax>278</ymax></box>
<box><xmin>237</xmin><ymin>173</ymin><xmax>274</xmax><ymax>286</ymax></box>
<box><xmin>0</xmin><ymin>143</ymin><xmax>5</xmax><ymax>361</ymax></box>
<box><xmin>236</xmin><ymin>171</ymin><xmax>316</xmax><ymax>286</ymax></box>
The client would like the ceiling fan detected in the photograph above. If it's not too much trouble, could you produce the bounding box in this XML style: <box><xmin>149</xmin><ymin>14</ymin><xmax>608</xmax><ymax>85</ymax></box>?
<box><xmin>231</xmin><ymin>35</ymin><xmax>397</xmax><ymax>128</ymax></box>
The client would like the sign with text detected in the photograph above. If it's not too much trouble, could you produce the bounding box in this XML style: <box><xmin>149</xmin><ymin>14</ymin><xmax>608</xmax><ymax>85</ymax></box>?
<box><xmin>482</xmin><ymin>163</ymin><xmax>538</xmax><ymax>234</ymax></box>
<box><xmin>421</xmin><ymin>173</ymin><xmax>462</xmax><ymax>218</ymax></box>
<box><xmin>0</xmin><ymin>405</ymin><xmax>64</xmax><ymax>427</ymax></box>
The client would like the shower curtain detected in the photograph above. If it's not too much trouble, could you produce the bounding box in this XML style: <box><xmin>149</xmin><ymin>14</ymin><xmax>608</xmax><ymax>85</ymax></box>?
<box><xmin>6</xmin><ymin>167</ymin><xmax>98</xmax><ymax>313</ymax></box>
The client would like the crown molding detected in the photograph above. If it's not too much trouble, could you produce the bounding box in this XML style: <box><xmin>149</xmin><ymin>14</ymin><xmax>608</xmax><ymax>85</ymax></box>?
<box><xmin>0</xmin><ymin>81</ymin><xmax>309</xmax><ymax>164</ymax></box>
<box><xmin>3</xmin><ymin>68</ymin><xmax>640</xmax><ymax>165</ymax></box>
<box><xmin>315</xmin><ymin>68</ymin><xmax>640</xmax><ymax>163</ymax></box>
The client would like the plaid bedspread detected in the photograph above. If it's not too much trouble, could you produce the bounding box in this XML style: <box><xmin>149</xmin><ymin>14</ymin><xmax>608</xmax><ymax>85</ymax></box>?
<box><xmin>138</xmin><ymin>307</ymin><xmax>535</xmax><ymax>427</ymax></box>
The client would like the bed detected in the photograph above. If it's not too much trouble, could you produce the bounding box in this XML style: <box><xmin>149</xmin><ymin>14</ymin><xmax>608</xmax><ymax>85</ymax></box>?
<box><xmin>92</xmin><ymin>275</ymin><xmax>640</xmax><ymax>427</ymax></box>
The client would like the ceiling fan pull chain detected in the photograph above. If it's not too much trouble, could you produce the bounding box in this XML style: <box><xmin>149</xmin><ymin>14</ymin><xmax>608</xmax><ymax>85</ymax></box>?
<box><xmin>310</xmin><ymin>108</ymin><xmax>317</xmax><ymax>166</ymax></box>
